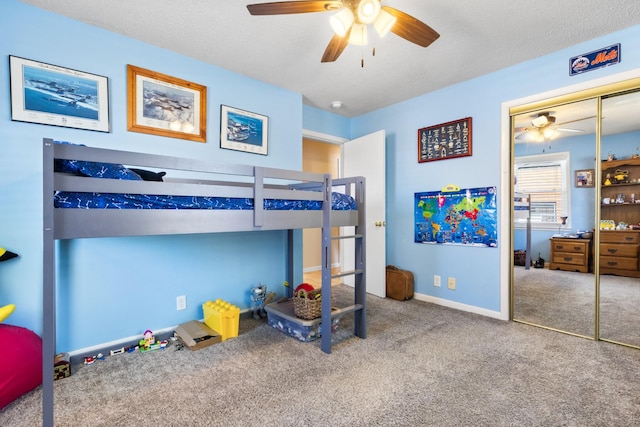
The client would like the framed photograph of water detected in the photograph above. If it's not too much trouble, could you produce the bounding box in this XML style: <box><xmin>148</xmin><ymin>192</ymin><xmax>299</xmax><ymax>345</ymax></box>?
<box><xmin>9</xmin><ymin>56</ymin><xmax>110</xmax><ymax>132</ymax></box>
<box><xmin>220</xmin><ymin>105</ymin><xmax>269</xmax><ymax>155</ymax></box>
<box><xmin>127</xmin><ymin>65</ymin><xmax>207</xmax><ymax>142</ymax></box>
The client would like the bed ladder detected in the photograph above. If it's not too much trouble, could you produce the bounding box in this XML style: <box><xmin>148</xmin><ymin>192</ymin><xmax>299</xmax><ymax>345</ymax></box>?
<box><xmin>320</xmin><ymin>175</ymin><xmax>366</xmax><ymax>354</ymax></box>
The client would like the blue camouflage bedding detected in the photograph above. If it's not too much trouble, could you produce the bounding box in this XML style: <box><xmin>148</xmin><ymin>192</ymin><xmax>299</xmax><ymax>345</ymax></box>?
<box><xmin>52</xmin><ymin>141</ymin><xmax>356</xmax><ymax>211</ymax></box>
<box><xmin>54</xmin><ymin>191</ymin><xmax>357</xmax><ymax>211</ymax></box>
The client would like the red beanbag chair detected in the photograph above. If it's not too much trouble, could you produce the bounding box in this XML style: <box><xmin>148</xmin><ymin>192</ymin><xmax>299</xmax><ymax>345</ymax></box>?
<box><xmin>0</xmin><ymin>324</ymin><xmax>42</xmax><ymax>410</ymax></box>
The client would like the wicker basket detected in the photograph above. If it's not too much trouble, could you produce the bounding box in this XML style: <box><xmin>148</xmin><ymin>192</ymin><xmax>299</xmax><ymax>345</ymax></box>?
<box><xmin>292</xmin><ymin>288</ymin><xmax>323</xmax><ymax>320</ymax></box>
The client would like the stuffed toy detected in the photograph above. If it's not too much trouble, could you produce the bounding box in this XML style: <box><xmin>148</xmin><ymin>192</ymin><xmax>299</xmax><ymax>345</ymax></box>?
<box><xmin>0</xmin><ymin>247</ymin><xmax>18</xmax><ymax>323</ymax></box>
<box><xmin>0</xmin><ymin>304</ymin><xmax>14</xmax><ymax>323</ymax></box>
<box><xmin>0</xmin><ymin>247</ymin><xmax>17</xmax><ymax>262</ymax></box>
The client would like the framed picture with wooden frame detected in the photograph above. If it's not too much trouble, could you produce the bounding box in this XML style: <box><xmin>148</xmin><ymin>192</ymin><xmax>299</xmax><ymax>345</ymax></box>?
<box><xmin>418</xmin><ymin>117</ymin><xmax>472</xmax><ymax>163</ymax></box>
<box><xmin>575</xmin><ymin>169</ymin><xmax>595</xmax><ymax>187</ymax></box>
<box><xmin>127</xmin><ymin>65</ymin><xmax>206</xmax><ymax>142</ymax></box>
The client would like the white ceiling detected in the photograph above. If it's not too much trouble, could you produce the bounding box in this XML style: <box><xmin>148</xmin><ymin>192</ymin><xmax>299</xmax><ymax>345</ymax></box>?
<box><xmin>20</xmin><ymin>0</ymin><xmax>640</xmax><ymax>118</ymax></box>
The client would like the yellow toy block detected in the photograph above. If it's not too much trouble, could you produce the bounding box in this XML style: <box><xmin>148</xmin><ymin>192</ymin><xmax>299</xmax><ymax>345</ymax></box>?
<box><xmin>202</xmin><ymin>299</ymin><xmax>240</xmax><ymax>341</ymax></box>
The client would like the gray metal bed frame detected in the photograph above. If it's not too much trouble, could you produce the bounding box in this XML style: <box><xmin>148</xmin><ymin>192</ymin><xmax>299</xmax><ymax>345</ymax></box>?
<box><xmin>41</xmin><ymin>138</ymin><xmax>366</xmax><ymax>426</ymax></box>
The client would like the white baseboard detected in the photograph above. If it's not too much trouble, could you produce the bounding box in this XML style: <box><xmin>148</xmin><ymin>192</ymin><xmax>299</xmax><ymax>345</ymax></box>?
<box><xmin>70</xmin><ymin>293</ymin><xmax>503</xmax><ymax>360</ymax></box>
<box><xmin>413</xmin><ymin>292</ymin><xmax>508</xmax><ymax>321</ymax></box>
<box><xmin>68</xmin><ymin>325</ymin><xmax>179</xmax><ymax>359</ymax></box>
<box><xmin>68</xmin><ymin>309</ymin><xmax>251</xmax><ymax>360</ymax></box>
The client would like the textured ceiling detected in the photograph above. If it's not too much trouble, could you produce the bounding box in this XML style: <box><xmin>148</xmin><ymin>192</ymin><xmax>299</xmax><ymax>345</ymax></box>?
<box><xmin>20</xmin><ymin>0</ymin><xmax>640</xmax><ymax>117</ymax></box>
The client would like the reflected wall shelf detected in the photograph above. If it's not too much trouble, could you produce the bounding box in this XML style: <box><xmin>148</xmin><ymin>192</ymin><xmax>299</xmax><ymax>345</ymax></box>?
<box><xmin>600</xmin><ymin>157</ymin><xmax>640</xmax><ymax>278</ymax></box>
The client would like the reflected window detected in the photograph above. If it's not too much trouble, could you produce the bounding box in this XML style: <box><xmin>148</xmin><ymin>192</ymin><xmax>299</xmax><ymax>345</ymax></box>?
<box><xmin>515</xmin><ymin>152</ymin><xmax>571</xmax><ymax>229</ymax></box>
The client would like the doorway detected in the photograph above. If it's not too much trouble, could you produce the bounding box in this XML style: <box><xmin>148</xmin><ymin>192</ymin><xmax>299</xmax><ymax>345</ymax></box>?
<box><xmin>302</xmin><ymin>138</ymin><xmax>342</xmax><ymax>287</ymax></box>
<box><xmin>301</xmin><ymin>129</ymin><xmax>387</xmax><ymax>297</ymax></box>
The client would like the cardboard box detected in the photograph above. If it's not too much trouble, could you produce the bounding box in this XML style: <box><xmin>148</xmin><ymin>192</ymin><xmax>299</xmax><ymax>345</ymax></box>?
<box><xmin>175</xmin><ymin>320</ymin><xmax>222</xmax><ymax>351</ymax></box>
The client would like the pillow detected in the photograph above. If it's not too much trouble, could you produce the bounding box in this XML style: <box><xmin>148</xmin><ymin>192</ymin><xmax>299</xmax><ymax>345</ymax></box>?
<box><xmin>53</xmin><ymin>141</ymin><xmax>142</xmax><ymax>181</ymax></box>
<box><xmin>128</xmin><ymin>168</ymin><xmax>166</xmax><ymax>182</ymax></box>
<box><xmin>0</xmin><ymin>324</ymin><xmax>42</xmax><ymax>410</ymax></box>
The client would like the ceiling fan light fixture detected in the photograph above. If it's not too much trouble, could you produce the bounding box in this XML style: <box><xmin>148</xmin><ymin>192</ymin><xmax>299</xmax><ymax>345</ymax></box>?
<box><xmin>542</xmin><ymin>127</ymin><xmax>558</xmax><ymax>140</ymax></box>
<box><xmin>348</xmin><ymin>23</ymin><xmax>368</xmax><ymax>46</ymax></box>
<box><xmin>330</xmin><ymin>8</ymin><xmax>354</xmax><ymax>37</ymax></box>
<box><xmin>532</xmin><ymin>114</ymin><xmax>553</xmax><ymax>127</ymax></box>
<box><xmin>373</xmin><ymin>9</ymin><xmax>396</xmax><ymax>37</ymax></box>
<box><xmin>357</xmin><ymin>0</ymin><xmax>381</xmax><ymax>24</ymax></box>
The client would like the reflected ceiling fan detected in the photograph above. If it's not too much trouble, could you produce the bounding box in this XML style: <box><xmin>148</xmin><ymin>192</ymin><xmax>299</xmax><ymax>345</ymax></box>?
<box><xmin>515</xmin><ymin>112</ymin><xmax>596</xmax><ymax>142</ymax></box>
<box><xmin>246</xmin><ymin>0</ymin><xmax>440</xmax><ymax>63</ymax></box>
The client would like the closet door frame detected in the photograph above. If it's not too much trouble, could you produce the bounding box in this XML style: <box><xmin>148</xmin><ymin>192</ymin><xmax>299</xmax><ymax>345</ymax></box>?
<box><xmin>503</xmin><ymin>72</ymin><xmax>640</xmax><ymax>348</ymax></box>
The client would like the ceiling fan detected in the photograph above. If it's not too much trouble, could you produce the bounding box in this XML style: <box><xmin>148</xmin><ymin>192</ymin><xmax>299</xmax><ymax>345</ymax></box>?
<box><xmin>515</xmin><ymin>112</ymin><xmax>596</xmax><ymax>142</ymax></box>
<box><xmin>246</xmin><ymin>1</ymin><xmax>440</xmax><ymax>63</ymax></box>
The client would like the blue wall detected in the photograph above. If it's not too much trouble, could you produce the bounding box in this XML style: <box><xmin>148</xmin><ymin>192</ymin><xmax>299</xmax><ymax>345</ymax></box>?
<box><xmin>302</xmin><ymin>105</ymin><xmax>351</xmax><ymax>139</ymax></box>
<box><xmin>350</xmin><ymin>25</ymin><xmax>640</xmax><ymax>312</ymax></box>
<box><xmin>2</xmin><ymin>0</ymin><xmax>640</xmax><ymax>352</ymax></box>
<box><xmin>0</xmin><ymin>1</ymin><xmax>304</xmax><ymax>351</ymax></box>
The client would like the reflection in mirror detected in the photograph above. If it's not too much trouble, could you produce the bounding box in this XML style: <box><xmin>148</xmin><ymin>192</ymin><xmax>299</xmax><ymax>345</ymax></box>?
<box><xmin>512</xmin><ymin>98</ymin><xmax>597</xmax><ymax>337</ymax></box>
<box><xmin>599</xmin><ymin>90</ymin><xmax>640</xmax><ymax>348</ymax></box>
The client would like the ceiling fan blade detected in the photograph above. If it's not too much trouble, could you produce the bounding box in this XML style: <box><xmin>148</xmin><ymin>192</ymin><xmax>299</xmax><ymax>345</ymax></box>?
<box><xmin>321</xmin><ymin>31</ymin><xmax>350</xmax><ymax>63</ymax></box>
<box><xmin>247</xmin><ymin>1</ymin><xmax>341</xmax><ymax>15</ymax></box>
<box><xmin>382</xmin><ymin>6</ymin><xmax>440</xmax><ymax>48</ymax></box>
<box><xmin>514</xmin><ymin>126</ymin><xmax>534</xmax><ymax>133</ymax></box>
<box><xmin>555</xmin><ymin>115</ymin><xmax>597</xmax><ymax>127</ymax></box>
<box><xmin>557</xmin><ymin>128</ymin><xmax>585</xmax><ymax>133</ymax></box>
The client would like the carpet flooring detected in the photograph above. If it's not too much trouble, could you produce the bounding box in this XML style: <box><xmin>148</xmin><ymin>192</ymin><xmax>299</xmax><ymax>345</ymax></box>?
<box><xmin>514</xmin><ymin>266</ymin><xmax>640</xmax><ymax>347</ymax></box>
<box><xmin>2</xmin><ymin>284</ymin><xmax>639</xmax><ymax>426</ymax></box>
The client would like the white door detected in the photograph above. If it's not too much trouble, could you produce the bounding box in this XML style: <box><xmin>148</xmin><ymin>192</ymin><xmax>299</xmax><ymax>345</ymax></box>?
<box><xmin>342</xmin><ymin>130</ymin><xmax>386</xmax><ymax>297</ymax></box>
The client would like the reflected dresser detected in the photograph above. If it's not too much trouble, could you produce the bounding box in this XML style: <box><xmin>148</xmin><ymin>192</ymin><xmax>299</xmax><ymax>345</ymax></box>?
<box><xmin>549</xmin><ymin>237</ymin><xmax>592</xmax><ymax>273</ymax></box>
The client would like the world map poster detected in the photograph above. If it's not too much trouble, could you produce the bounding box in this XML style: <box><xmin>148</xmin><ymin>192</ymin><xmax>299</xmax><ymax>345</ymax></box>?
<box><xmin>415</xmin><ymin>186</ymin><xmax>498</xmax><ymax>247</ymax></box>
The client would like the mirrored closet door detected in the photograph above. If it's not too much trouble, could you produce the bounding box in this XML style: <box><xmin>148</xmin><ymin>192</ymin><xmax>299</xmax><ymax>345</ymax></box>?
<box><xmin>511</xmin><ymin>79</ymin><xmax>640</xmax><ymax>349</ymax></box>
<box><xmin>512</xmin><ymin>98</ymin><xmax>598</xmax><ymax>338</ymax></box>
<box><xmin>599</xmin><ymin>89</ymin><xmax>640</xmax><ymax>348</ymax></box>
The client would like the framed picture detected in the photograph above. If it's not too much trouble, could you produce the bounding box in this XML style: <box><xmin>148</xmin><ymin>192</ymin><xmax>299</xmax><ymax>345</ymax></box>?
<box><xmin>418</xmin><ymin>117</ymin><xmax>472</xmax><ymax>163</ymax></box>
<box><xmin>127</xmin><ymin>65</ymin><xmax>206</xmax><ymax>142</ymax></box>
<box><xmin>575</xmin><ymin>169</ymin><xmax>595</xmax><ymax>187</ymax></box>
<box><xmin>9</xmin><ymin>55</ymin><xmax>110</xmax><ymax>132</ymax></box>
<box><xmin>220</xmin><ymin>105</ymin><xmax>269</xmax><ymax>155</ymax></box>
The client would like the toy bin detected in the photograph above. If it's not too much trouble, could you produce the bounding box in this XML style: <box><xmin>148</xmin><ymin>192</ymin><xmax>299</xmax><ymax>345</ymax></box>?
<box><xmin>264</xmin><ymin>299</ymin><xmax>338</xmax><ymax>342</ymax></box>
<box><xmin>514</xmin><ymin>250</ymin><xmax>527</xmax><ymax>266</ymax></box>
<box><xmin>202</xmin><ymin>299</ymin><xmax>240</xmax><ymax>341</ymax></box>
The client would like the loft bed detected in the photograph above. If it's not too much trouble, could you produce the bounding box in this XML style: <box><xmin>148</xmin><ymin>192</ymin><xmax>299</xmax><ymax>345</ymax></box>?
<box><xmin>41</xmin><ymin>138</ymin><xmax>366</xmax><ymax>425</ymax></box>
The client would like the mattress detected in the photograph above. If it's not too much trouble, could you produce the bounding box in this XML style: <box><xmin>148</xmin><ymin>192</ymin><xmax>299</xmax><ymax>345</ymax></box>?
<box><xmin>52</xmin><ymin>141</ymin><xmax>357</xmax><ymax>211</ymax></box>
<box><xmin>53</xmin><ymin>191</ymin><xmax>357</xmax><ymax>211</ymax></box>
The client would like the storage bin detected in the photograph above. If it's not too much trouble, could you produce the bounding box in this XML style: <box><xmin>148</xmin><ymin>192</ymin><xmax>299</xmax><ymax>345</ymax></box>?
<box><xmin>202</xmin><ymin>299</ymin><xmax>240</xmax><ymax>341</ymax></box>
<box><xmin>264</xmin><ymin>299</ymin><xmax>338</xmax><ymax>342</ymax></box>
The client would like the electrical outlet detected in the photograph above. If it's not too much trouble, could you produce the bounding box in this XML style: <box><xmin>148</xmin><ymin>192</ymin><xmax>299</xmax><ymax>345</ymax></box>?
<box><xmin>434</xmin><ymin>275</ymin><xmax>441</xmax><ymax>287</ymax></box>
<box><xmin>176</xmin><ymin>295</ymin><xmax>187</xmax><ymax>311</ymax></box>
<box><xmin>447</xmin><ymin>277</ymin><xmax>456</xmax><ymax>290</ymax></box>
